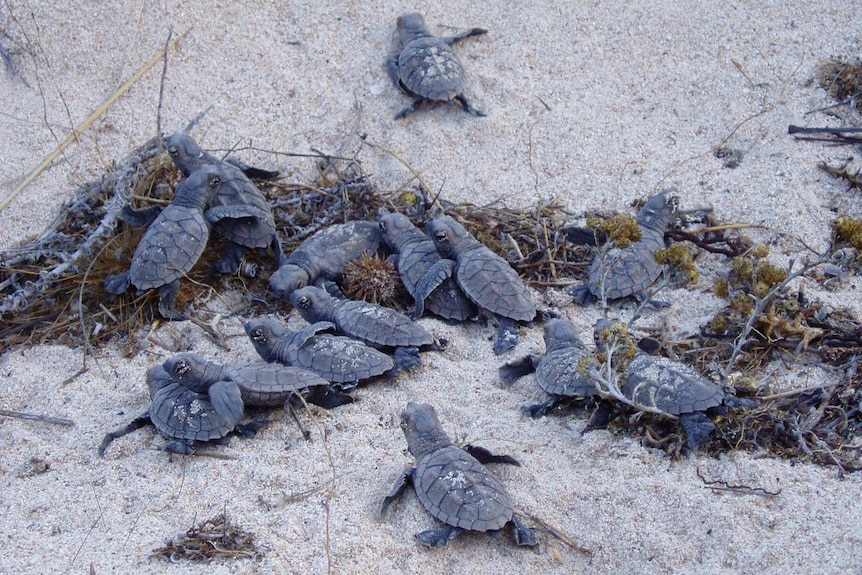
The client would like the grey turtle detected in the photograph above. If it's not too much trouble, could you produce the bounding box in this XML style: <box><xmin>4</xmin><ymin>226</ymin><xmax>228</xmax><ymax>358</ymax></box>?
<box><xmin>98</xmin><ymin>364</ymin><xmax>249</xmax><ymax>456</ymax></box>
<box><xmin>269</xmin><ymin>221</ymin><xmax>382</xmax><ymax>300</ymax></box>
<box><xmin>417</xmin><ymin>216</ymin><xmax>536</xmax><ymax>355</ymax></box>
<box><xmin>163</xmin><ymin>352</ymin><xmax>354</xmax><ymax>411</ymax></box>
<box><xmin>290</xmin><ymin>285</ymin><xmax>435</xmax><ymax>372</ymax></box>
<box><xmin>103</xmin><ymin>165</ymin><xmax>225</xmax><ymax>319</ymax></box>
<box><xmin>165</xmin><ymin>133</ymin><xmax>279</xmax><ymax>276</ymax></box>
<box><xmin>589</xmin><ymin>319</ymin><xmax>749</xmax><ymax>451</ymax></box>
<box><xmin>381</xmin><ymin>402</ymin><xmax>537</xmax><ymax>548</ymax></box>
<box><xmin>386</xmin><ymin>12</ymin><xmax>487</xmax><ymax>119</ymax></box>
<box><xmin>165</xmin><ymin>132</ymin><xmax>279</xmax><ymax>180</ymax></box>
<box><xmin>245</xmin><ymin>318</ymin><xmax>395</xmax><ymax>388</ymax></box>
<box><xmin>378</xmin><ymin>212</ymin><xmax>475</xmax><ymax>321</ymax></box>
<box><xmin>500</xmin><ymin>318</ymin><xmax>597</xmax><ymax>417</ymax></box>
<box><xmin>571</xmin><ymin>190</ymin><xmax>679</xmax><ymax>306</ymax></box>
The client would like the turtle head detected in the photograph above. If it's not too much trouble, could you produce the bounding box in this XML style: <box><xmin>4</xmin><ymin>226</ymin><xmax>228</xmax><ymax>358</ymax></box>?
<box><xmin>289</xmin><ymin>286</ymin><xmax>332</xmax><ymax>322</ymax></box>
<box><xmin>165</xmin><ymin>133</ymin><xmax>204</xmax><ymax>176</ymax></box>
<box><xmin>425</xmin><ymin>216</ymin><xmax>467</xmax><ymax>257</ymax></box>
<box><xmin>637</xmin><ymin>189</ymin><xmax>679</xmax><ymax>232</ymax></box>
<box><xmin>172</xmin><ymin>164</ymin><xmax>224</xmax><ymax>209</ymax></box>
<box><xmin>245</xmin><ymin>319</ymin><xmax>285</xmax><ymax>361</ymax></box>
<box><xmin>395</xmin><ymin>12</ymin><xmax>431</xmax><ymax>45</ymax></box>
<box><xmin>269</xmin><ymin>265</ymin><xmax>310</xmax><ymax>300</ymax></box>
<box><xmin>544</xmin><ymin>318</ymin><xmax>584</xmax><ymax>351</ymax></box>
<box><xmin>400</xmin><ymin>402</ymin><xmax>452</xmax><ymax>457</ymax></box>
<box><xmin>377</xmin><ymin>212</ymin><xmax>413</xmax><ymax>247</ymax></box>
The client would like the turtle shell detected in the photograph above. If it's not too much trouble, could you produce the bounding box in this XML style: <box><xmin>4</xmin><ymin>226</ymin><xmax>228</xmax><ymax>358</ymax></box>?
<box><xmin>396</xmin><ymin>36</ymin><xmax>466</xmax><ymax>102</ymax></box>
<box><xmin>147</xmin><ymin>366</ymin><xmax>236</xmax><ymax>442</ymax></box>
<box><xmin>225</xmin><ymin>363</ymin><xmax>330</xmax><ymax>407</ymax></box>
<box><xmin>414</xmin><ymin>445</ymin><xmax>514</xmax><ymax>532</ymax></box>
<box><xmin>621</xmin><ymin>354</ymin><xmax>725</xmax><ymax>415</ymax></box>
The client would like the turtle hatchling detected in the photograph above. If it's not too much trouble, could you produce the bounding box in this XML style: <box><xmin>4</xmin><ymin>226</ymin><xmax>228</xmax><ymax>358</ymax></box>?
<box><xmin>417</xmin><ymin>215</ymin><xmax>536</xmax><ymax>355</ymax></box>
<box><xmin>269</xmin><ymin>221</ymin><xmax>382</xmax><ymax>300</ymax></box>
<box><xmin>165</xmin><ymin>133</ymin><xmax>279</xmax><ymax>276</ymax></box>
<box><xmin>378</xmin><ymin>211</ymin><xmax>475</xmax><ymax>321</ymax></box>
<box><xmin>163</xmin><ymin>352</ymin><xmax>354</xmax><ymax>411</ymax></box>
<box><xmin>571</xmin><ymin>190</ymin><xmax>679</xmax><ymax>306</ymax></box>
<box><xmin>245</xmin><ymin>318</ymin><xmax>395</xmax><ymax>388</ymax></box>
<box><xmin>103</xmin><ymin>164</ymin><xmax>226</xmax><ymax>319</ymax></box>
<box><xmin>381</xmin><ymin>402</ymin><xmax>537</xmax><ymax>548</ymax></box>
<box><xmin>500</xmin><ymin>318</ymin><xmax>597</xmax><ymax>417</ymax></box>
<box><xmin>98</xmin><ymin>363</ymin><xmax>250</xmax><ymax>456</ymax></box>
<box><xmin>591</xmin><ymin>319</ymin><xmax>750</xmax><ymax>451</ymax></box>
<box><xmin>386</xmin><ymin>12</ymin><xmax>487</xmax><ymax>119</ymax></box>
<box><xmin>290</xmin><ymin>285</ymin><xmax>436</xmax><ymax>372</ymax></box>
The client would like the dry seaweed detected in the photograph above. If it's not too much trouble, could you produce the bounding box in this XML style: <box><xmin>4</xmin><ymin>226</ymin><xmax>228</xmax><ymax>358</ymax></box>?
<box><xmin>151</xmin><ymin>513</ymin><xmax>261</xmax><ymax>562</ymax></box>
<box><xmin>817</xmin><ymin>57</ymin><xmax>862</xmax><ymax>111</ymax></box>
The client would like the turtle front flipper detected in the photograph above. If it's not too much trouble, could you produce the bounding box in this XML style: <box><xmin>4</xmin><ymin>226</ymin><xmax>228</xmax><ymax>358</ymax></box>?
<box><xmin>498</xmin><ymin>354</ymin><xmax>538</xmax><ymax>386</ymax></box>
<box><xmin>393</xmin><ymin>346</ymin><xmax>421</xmax><ymax>373</ymax></box>
<box><xmin>213</xmin><ymin>242</ymin><xmax>249</xmax><ymax>275</ymax></box>
<box><xmin>303</xmin><ymin>385</ymin><xmax>354</xmax><ymax>410</ymax></box>
<box><xmin>511</xmin><ymin>514</ymin><xmax>538</xmax><ymax>547</ymax></box>
<box><xmin>415</xmin><ymin>524</ymin><xmax>462</xmax><ymax>548</ymax></box>
<box><xmin>493</xmin><ymin>317</ymin><xmax>520</xmax><ymax>355</ymax></box>
<box><xmin>119</xmin><ymin>205</ymin><xmax>162</xmax><ymax>227</ymax></box>
<box><xmin>413</xmin><ymin>259</ymin><xmax>456</xmax><ymax>318</ymax></box>
<box><xmin>293</xmin><ymin>321</ymin><xmax>338</xmax><ymax>347</ymax></box>
<box><xmin>522</xmin><ymin>396</ymin><xmax>561</xmax><ymax>418</ymax></box>
<box><xmin>98</xmin><ymin>412</ymin><xmax>151</xmax><ymax>456</ymax></box>
<box><xmin>463</xmin><ymin>444</ymin><xmax>520</xmax><ymax>466</ymax></box>
<box><xmin>208</xmin><ymin>380</ymin><xmax>244</xmax><ymax>425</ymax></box>
<box><xmin>103</xmin><ymin>271</ymin><xmax>132</xmax><ymax>295</ymax></box>
<box><xmin>380</xmin><ymin>467</ymin><xmax>415</xmax><ymax>517</ymax></box>
<box><xmin>442</xmin><ymin>27</ymin><xmax>488</xmax><ymax>45</ymax></box>
<box><xmin>225</xmin><ymin>157</ymin><xmax>279</xmax><ymax>180</ymax></box>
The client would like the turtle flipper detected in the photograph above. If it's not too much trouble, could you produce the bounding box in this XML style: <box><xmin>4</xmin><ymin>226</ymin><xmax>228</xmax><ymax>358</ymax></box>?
<box><xmin>208</xmin><ymin>380</ymin><xmax>244</xmax><ymax>425</ymax></box>
<box><xmin>119</xmin><ymin>205</ymin><xmax>162</xmax><ymax>227</ymax></box>
<box><xmin>442</xmin><ymin>27</ymin><xmax>488</xmax><ymax>45</ymax></box>
<box><xmin>380</xmin><ymin>467</ymin><xmax>414</xmax><ymax>517</ymax></box>
<box><xmin>156</xmin><ymin>280</ymin><xmax>185</xmax><ymax>320</ymax></box>
<box><xmin>569</xmin><ymin>283</ymin><xmax>596</xmax><ymax>306</ymax></box>
<box><xmin>214</xmin><ymin>242</ymin><xmax>248</xmax><ymax>275</ymax></box>
<box><xmin>498</xmin><ymin>355</ymin><xmax>538</xmax><ymax>386</ymax></box>
<box><xmin>103</xmin><ymin>271</ymin><xmax>131</xmax><ymax>295</ymax></box>
<box><xmin>415</xmin><ymin>525</ymin><xmax>462</xmax><ymax>548</ymax></box>
<box><xmin>385</xmin><ymin>55</ymin><xmax>402</xmax><ymax>88</ymax></box>
<box><xmin>225</xmin><ymin>157</ymin><xmax>279</xmax><ymax>180</ymax></box>
<box><xmin>98</xmin><ymin>412</ymin><xmax>151</xmax><ymax>456</ymax></box>
<box><xmin>160</xmin><ymin>439</ymin><xmax>195</xmax><ymax>455</ymax></box>
<box><xmin>680</xmin><ymin>412</ymin><xmax>715</xmax><ymax>451</ymax></box>
<box><xmin>462</xmin><ymin>444</ymin><xmax>520</xmax><ymax>466</ymax></box>
<box><xmin>522</xmin><ymin>396</ymin><xmax>560</xmax><ymax>418</ymax></box>
<box><xmin>511</xmin><ymin>514</ymin><xmax>538</xmax><ymax>547</ymax></box>
<box><xmin>412</xmin><ymin>259</ymin><xmax>456</xmax><ymax>318</ymax></box>
<box><xmin>394</xmin><ymin>96</ymin><xmax>425</xmax><ymax>120</ymax></box>
<box><xmin>455</xmin><ymin>94</ymin><xmax>486</xmax><ymax>117</ymax></box>
<box><xmin>293</xmin><ymin>321</ymin><xmax>337</xmax><ymax>347</ymax></box>
<box><xmin>303</xmin><ymin>385</ymin><xmax>354</xmax><ymax>410</ymax></box>
<box><xmin>205</xmin><ymin>203</ymin><xmax>270</xmax><ymax>223</ymax></box>
<box><xmin>393</xmin><ymin>346</ymin><xmax>421</xmax><ymax>372</ymax></box>
<box><xmin>493</xmin><ymin>317</ymin><xmax>520</xmax><ymax>355</ymax></box>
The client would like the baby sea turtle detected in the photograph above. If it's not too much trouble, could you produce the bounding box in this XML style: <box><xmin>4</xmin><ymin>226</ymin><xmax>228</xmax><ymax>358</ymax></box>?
<box><xmin>381</xmin><ymin>402</ymin><xmax>537</xmax><ymax>548</ymax></box>
<box><xmin>245</xmin><ymin>318</ymin><xmax>395</xmax><ymax>388</ymax></box>
<box><xmin>571</xmin><ymin>190</ymin><xmax>679</xmax><ymax>306</ymax></box>
<box><xmin>290</xmin><ymin>285</ymin><xmax>435</xmax><ymax>372</ymax></box>
<box><xmin>589</xmin><ymin>319</ymin><xmax>750</xmax><ymax>451</ymax></box>
<box><xmin>417</xmin><ymin>216</ymin><xmax>536</xmax><ymax>355</ymax></box>
<box><xmin>269</xmin><ymin>221</ymin><xmax>382</xmax><ymax>300</ymax></box>
<box><xmin>386</xmin><ymin>12</ymin><xmax>487</xmax><ymax>119</ymax></box>
<box><xmin>163</xmin><ymin>353</ymin><xmax>353</xmax><ymax>411</ymax></box>
<box><xmin>103</xmin><ymin>165</ymin><xmax>225</xmax><ymax>319</ymax></box>
<box><xmin>378</xmin><ymin>212</ymin><xmax>475</xmax><ymax>321</ymax></box>
<box><xmin>98</xmin><ymin>364</ymin><xmax>248</xmax><ymax>456</ymax></box>
<box><xmin>165</xmin><ymin>133</ymin><xmax>279</xmax><ymax>276</ymax></box>
<box><xmin>500</xmin><ymin>318</ymin><xmax>597</xmax><ymax>417</ymax></box>
<box><xmin>165</xmin><ymin>132</ymin><xmax>279</xmax><ymax>180</ymax></box>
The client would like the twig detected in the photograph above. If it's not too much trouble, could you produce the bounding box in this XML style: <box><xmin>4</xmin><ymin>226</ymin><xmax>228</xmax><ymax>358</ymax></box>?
<box><xmin>155</xmin><ymin>27</ymin><xmax>173</xmax><ymax>151</ymax></box>
<box><xmin>0</xmin><ymin>408</ymin><xmax>74</xmax><ymax>426</ymax></box>
<box><xmin>0</xmin><ymin>27</ymin><xmax>189</xmax><ymax>212</ymax></box>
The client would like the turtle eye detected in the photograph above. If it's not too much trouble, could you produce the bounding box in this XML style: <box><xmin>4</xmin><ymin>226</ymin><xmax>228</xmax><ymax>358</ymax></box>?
<box><xmin>209</xmin><ymin>176</ymin><xmax>221</xmax><ymax>187</ymax></box>
<box><xmin>399</xmin><ymin>414</ymin><xmax>409</xmax><ymax>430</ymax></box>
<box><xmin>168</xmin><ymin>146</ymin><xmax>178</xmax><ymax>157</ymax></box>
<box><xmin>435</xmin><ymin>231</ymin><xmax>447</xmax><ymax>242</ymax></box>
<box><xmin>297</xmin><ymin>296</ymin><xmax>309</xmax><ymax>308</ymax></box>
<box><xmin>174</xmin><ymin>360</ymin><xmax>189</xmax><ymax>375</ymax></box>
<box><xmin>251</xmin><ymin>328</ymin><xmax>266</xmax><ymax>343</ymax></box>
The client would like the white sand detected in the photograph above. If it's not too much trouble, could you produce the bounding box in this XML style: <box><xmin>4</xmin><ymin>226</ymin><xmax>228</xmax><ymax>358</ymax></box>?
<box><xmin>2</xmin><ymin>1</ymin><xmax>862</xmax><ymax>573</ymax></box>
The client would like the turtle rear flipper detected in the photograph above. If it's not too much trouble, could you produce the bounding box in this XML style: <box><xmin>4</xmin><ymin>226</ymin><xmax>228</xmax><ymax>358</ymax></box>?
<box><xmin>522</xmin><ymin>396</ymin><xmax>561</xmax><ymax>418</ymax></box>
<box><xmin>303</xmin><ymin>385</ymin><xmax>354</xmax><ymax>410</ymax></box>
<box><xmin>680</xmin><ymin>412</ymin><xmax>715</xmax><ymax>451</ymax></box>
<box><xmin>413</xmin><ymin>258</ymin><xmax>456</xmax><ymax>318</ymax></box>
<box><xmin>493</xmin><ymin>317</ymin><xmax>520</xmax><ymax>355</ymax></box>
<box><xmin>511</xmin><ymin>514</ymin><xmax>538</xmax><ymax>547</ymax></box>
<box><xmin>393</xmin><ymin>346</ymin><xmax>421</xmax><ymax>372</ymax></box>
<box><xmin>156</xmin><ymin>281</ymin><xmax>185</xmax><ymax>320</ymax></box>
<box><xmin>103</xmin><ymin>272</ymin><xmax>131</xmax><ymax>295</ymax></box>
<box><xmin>415</xmin><ymin>525</ymin><xmax>462</xmax><ymax>548</ymax></box>
<box><xmin>498</xmin><ymin>355</ymin><xmax>538</xmax><ymax>386</ymax></box>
